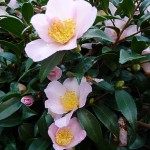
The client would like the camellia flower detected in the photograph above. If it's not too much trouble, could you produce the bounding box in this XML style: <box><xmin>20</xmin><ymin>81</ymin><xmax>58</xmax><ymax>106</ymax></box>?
<box><xmin>25</xmin><ymin>0</ymin><xmax>97</xmax><ymax>62</ymax></box>
<box><xmin>21</xmin><ymin>95</ymin><xmax>34</xmax><ymax>107</ymax></box>
<box><xmin>8</xmin><ymin>0</ymin><xmax>19</xmax><ymax>10</ymax></box>
<box><xmin>48</xmin><ymin>117</ymin><xmax>86</xmax><ymax>150</ymax></box>
<box><xmin>47</xmin><ymin>66</ymin><xmax>62</xmax><ymax>81</ymax></box>
<box><xmin>104</xmin><ymin>2</ymin><xmax>140</xmax><ymax>41</ymax></box>
<box><xmin>45</xmin><ymin>77</ymin><xmax>92</xmax><ymax>127</ymax></box>
<box><xmin>0</xmin><ymin>4</ymin><xmax>8</xmax><ymax>16</ymax></box>
<box><xmin>141</xmin><ymin>47</ymin><xmax>150</xmax><ymax>74</ymax></box>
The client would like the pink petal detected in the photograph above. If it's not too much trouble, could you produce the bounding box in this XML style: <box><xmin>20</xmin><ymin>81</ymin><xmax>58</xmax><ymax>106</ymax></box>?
<box><xmin>25</xmin><ymin>39</ymin><xmax>59</xmax><ymax>62</ymax></box>
<box><xmin>142</xmin><ymin>63</ymin><xmax>150</xmax><ymax>73</ymax></box>
<box><xmin>48</xmin><ymin>109</ymin><xmax>62</xmax><ymax>120</ymax></box>
<box><xmin>31</xmin><ymin>14</ymin><xmax>53</xmax><ymax>43</ymax></box>
<box><xmin>74</xmin><ymin>0</ymin><xmax>97</xmax><ymax>38</ymax></box>
<box><xmin>46</xmin><ymin>0</ymin><xmax>75</xmax><ymax>20</ymax></box>
<box><xmin>48</xmin><ymin>123</ymin><xmax>58</xmax><ymax>143</ymax></box>
<box><xmin>53</xmin><ymin>144</ymin><xmax>64</xmax><ymax>150</ymax></box>
<box><xmin>104</xmin><ymin>28</ymin><xmax>117</xmax><ymax>41</ymax></box>
<box><xmin>109</xmin><ymin>2</ymin><xmax>117</xmax><ymax>15</ymax></box>
<box><xmin>44</xmin><ymin>81</ymin><xmax>66</xmax><ymax>99</ymax></box>
<box><xmin>105</xmin><ymin>20</ymin><xmax>114</xmax><ymax>27</ymax></box>
<box><xmin>55</xmin><ymin>110</ymin><xmax>75</xmax><ymax>128</ymax></box>
<box><xmin>66</xmin><ymin>118</ymin><xmax>87</xmax><ymax>149</ymax></box>
<box><xmin>114</xmin><ymin>19</ymin><xmax>125</xmax><ymax>29</ymax></box>
<box><xmin>45</xmin><ymin>100</ymin><xmax>65</xmax><ymax>114</ymax></box>
<box><xmin>63</xmin><ymin>78</ymin><xmax>80</xmax><ymax>97</ymax></box>
<box><xmin>142</xmin><ymin>47</ymin><xmax>150</xmax><ymax>55</ymax></box>
<box><xmin>8</xmin><ymin>0</ymin><xmax>19</xmax><ymax>9</ymax></box>
<box><xmin>79</xmin><ymin>82</ymin><xmax>92</xmax><ymax>108</ymax></box>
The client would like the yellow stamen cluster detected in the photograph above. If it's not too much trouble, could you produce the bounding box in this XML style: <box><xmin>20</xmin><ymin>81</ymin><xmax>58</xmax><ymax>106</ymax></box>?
<box><xmin>48</xmin><ymin>19</ymin><xmax>76</xmax><ymax>44</ymax></box>
<box><xmin>55</xmin><ymin>128</ymin><xmax>74</xmax><ymax>146</ymax></box>
<box><xmin>60</xmin><ymin>91</ymin><xmax>78</xmax><ymax>111</ymax></box>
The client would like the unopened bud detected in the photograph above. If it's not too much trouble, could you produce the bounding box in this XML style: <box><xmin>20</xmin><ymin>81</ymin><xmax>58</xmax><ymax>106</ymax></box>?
<box><xmin>18</xmin><ymin>83</ymin><xmax>26</xmax><ymax>92</ymax></box>
<box><xmin>21</xmin><ymin>95</ymin><xmax>34</xmax><ymax>107</ymax></box>
<box><xmin>116</xmin><ymin>81</ymin><xmax>125</xmax><ymax>88</ymax></box>
<box><xmin>74</xmin><ymin>44</ymin><xmax>81</xmax><ymax>52</ymax></box>
<box><xmin>132</xmin><ymin>64</ymin><xmax>141</xmax><ymax>72</ymax></box>
<box><xmin>89</xmin><ymin>98</ymin><xmax>94</xmax><ymax>104</ymax></box>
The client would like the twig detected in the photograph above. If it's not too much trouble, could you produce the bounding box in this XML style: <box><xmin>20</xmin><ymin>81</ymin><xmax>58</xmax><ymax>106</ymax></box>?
<box><xmin>137</xmin><ymin>121</ymin><xmax>150</xmax><ymax>129</ymax></box>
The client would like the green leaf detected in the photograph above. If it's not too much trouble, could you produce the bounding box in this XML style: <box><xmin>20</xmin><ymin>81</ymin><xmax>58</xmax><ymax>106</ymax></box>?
<box><xmin>100</xmin><ymin>0</ymin><xmax>109</xmax><ymax>12</ymax></box>
<box><xmin>25</xmin><ymin>58</ymin><xmax>33</xmax><ymax>71</ymax></box>
<box><xmin>0</xmin><ymin>97</ymin><xmax>22</xmax><ymax>120</ymax></box>
<box><xmin>92</xmin><ymin>104</ymin><xmax>119</xmax><ymax>136</ymax></box>
<box><xmin>119</xmin><ymin>0</ymin><xmax>134</xmax><ymax>17</ymax></box>
<box><xmin>37</xmin><ymin>111</ymin><xmax>53</xmax><ymax>139</ymax></box>
<box><xmin>140</xmin><ymin>0</ymin><xmax>150</xmax><ymax>12</ymax></box>
<box><xmin>28</xmin><ymin>138</ymin><xmax>50</xmax><ymax>150</ymax></box>
<box><xmin>119</xmin><ymin>49</ymin><xmax>144</xmax><ymax>64</ymax></box>
<box><xmin>137</xmin><ymin>13</ymin><xmax>150</xmax><ymax>27</ymax></box>
<box><xmin>22</xmin><ymin>105</ymin><xmax>37</xmax><ymax>120</ymax></box>
<box><xmin>22</xmin><ymin>2</ymin><xmax>34</xmax><ymax>24</ymax></box>
<box><xmin>39</xmin><ymin>51</ymin><xmax>66</xmax><ymax>82</ymax></box>
<box><xmin>115</xmin><ymin>90</ymin><xmax>137</xmax><ymax>129</ymax></box>
<box><xmin>0</xmin><ymin>52</ymin><xmax>17</xmax><ymax>62</ymax></box>
<box><xmin>0</xmin><ymin>113</ymin><xmax>22</xmax><ymax>127</ymax></box>
<box><xmin>94</xmin><ymin>81</ymin><xmax>114</xmax><ymax>92</ymax></box>
<box><xmin>0</xmin><ymin>16</ymin><xmax>24</xmax><ymax>38</ymax></box>
<box><xmin>18</xmin><ymin>123</ymin><xmax>34</xmax><ymax>143</ymax></box>
<box><xmin>77</xmin><ymin>108</ymin><xmax>103</xmax><ymax>149</ymax></box>
<box><xmin>83</xmin><ymin>29</ymin><xmax>114</xmax><ymax>43</ymax></box>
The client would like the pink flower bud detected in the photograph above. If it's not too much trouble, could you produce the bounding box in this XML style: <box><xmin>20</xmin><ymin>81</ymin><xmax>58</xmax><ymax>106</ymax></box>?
<box><xmin>47</xmin><ymin>66</ymin><xmax>62</xmax><ymax>81</ymax></box>
<box><xmin>21</xmin><ymin>95</ymin><xmax>34</xmax><ymax>107</ymax></box>
<box><xmin>18</xmin><ymin>83</ymin><xmax>26</xmax><ymax>92</ymax></box>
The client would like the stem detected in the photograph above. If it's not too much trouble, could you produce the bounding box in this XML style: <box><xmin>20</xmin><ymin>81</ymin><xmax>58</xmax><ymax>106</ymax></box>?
<box><xmin>113</xmin><ymin>0</ymin><xmax>143</xmax><ymax>47</ymax></box>
<box><xmin>137</xmin><ymin>121</ymin><xmax>150</xmax><ymax>129</ymax></box>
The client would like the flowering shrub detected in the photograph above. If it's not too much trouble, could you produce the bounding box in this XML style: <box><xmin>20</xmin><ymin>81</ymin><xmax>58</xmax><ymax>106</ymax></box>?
<box><xmin>0</xmin><ymin>0</ymin><xmax>150</xmax><ymax>150</ymax></box>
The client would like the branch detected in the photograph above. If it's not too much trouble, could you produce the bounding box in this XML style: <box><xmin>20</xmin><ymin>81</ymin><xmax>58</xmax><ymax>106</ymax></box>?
<box><xmin>137</xmin><ymin>121</ymin><xmax>150</xmax><ymax>129</ymax></box>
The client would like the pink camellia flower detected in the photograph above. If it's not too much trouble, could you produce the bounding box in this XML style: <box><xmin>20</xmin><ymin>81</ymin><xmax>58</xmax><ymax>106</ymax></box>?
<box><xmin>21</xmin><ymin>95</ymin><xmax>34</xmax><ymax>107</ymax></box>
<box><xmin>141</xmin><ymin>47</ymin><xmax>150</xmax><ymax>74</ymax></box>
<box><xmin>48</xmin><ymin>117</ymin><xmax>86</xmax><ymax>150</ymax></box>
<box><xmin>45</xmin><ymin>77</ymin><xmax>92</xmax><ymax>127</ymax></box>
<box><xmin>47</xmin><ymin>66</ymin><xmax>62</xmax><ymax>81</ymax></box>
<box><xmin>104</xmin><ymin>2</ymin><xmax>140</xmax><ymax>41</ymax></box>
<box><xmin>25</xmin><ymin>0</ymin><xmax>97</xmax><ymax>62</ymax></box>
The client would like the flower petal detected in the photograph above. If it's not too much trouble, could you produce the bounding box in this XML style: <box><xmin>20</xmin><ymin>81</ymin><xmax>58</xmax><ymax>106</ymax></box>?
<box><xmin>25</xmin><ymin>39</ymin><xmax>59</xmax><ymax>62</ymax></box>
<box><xmin>79</xmin><ymin>82</ymin><xmax>92</xmax><ymax>108</ymax></box>
<box><xmin>74</xmin><ymin>0</ymin><xmax>97</xmax><ymax>38</ymax></box>
<box><xmin>109</xmin><ymin>2</ymin><xmax>117</xmax><ymax>16</ymax></box>
<box><xmin>45</xmin><ymin>81</ymin><xmax>66</xmax><ymax>99</ymax></box>
<box><xmin>63</xmin><ymin>78</ymin><xmax>79</xmax><ymax>96</ymax></box>
<box><xmin>55</xmin><ymin>110</ymin><xmax>75</xmax><ymax>128</ymax></box>
<box><xmin>31</xmin><ymin>14</ymin><xmax>53</xmax><ymax>43</ymax></box>
<box><xmin>45</xmin><ymin>100</ymin><xmax>65</xmax><ymax>114</ymax></box>
<box><xmin>46</xmin><ymin>0</ymin><xmax>75</xmax><ymax>20</ymax></box>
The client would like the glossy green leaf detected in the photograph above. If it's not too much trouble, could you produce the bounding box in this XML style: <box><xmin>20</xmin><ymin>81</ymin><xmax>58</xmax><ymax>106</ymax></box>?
<box><xmin>39</xmin><ymin>51</ymin><xmax>66</xmax><ymax>82</ymax></box>
<box><xmin>83</xmin><ymin>29</ymin><xmax>114</xmax><ymax>43</ymax></box>
<box><xmin>0</xmin><ymin>97</ymin><xmax>22</xmax><ymax>120</ymax></box>
<box><xmin>0</xmin><ymin>52</ymin><xmax>17</xmax><ymax>62</ymax></box>
<box><xmin>22</xmin><ymin>2</ymin><xmax>34</xmax><ymax>24</ymax></box>
<box><xmin>18</xmin><ymin>123</ymin><xmax>34</xmax><ymax>143</ymax></box>
<box><xmin>28</xmin><ymin>138</ymin><xmax>50</xmax><ymax>150</ymax></box>
<box><xmin>119</xmin><ymin>0</ymin><xmax>134</xmax><ymax>17</ymax></box>
<box><xmin>92</xmin><ymin>104</ymin><xmax>119</xmax><ymax>136</ymax></box>
<box><xmin>37</xmin><ymin>111</ymin><xmax>53</xmax><ymax>139</ymax></box>
<box><xmin>140</xmin><ymin>0</ymin><xmax>150</xmax><ymax>12</ymax></box>
<box><xmin>115</xmin><ymin>90</ymin><xmax>137</xmax><ymax>129</ymax></box>
<box><xmin>77</xmin><ymin>108</ymin><xmax>103</xmax><ymax>149</ymax></box>
<box><xmin>0</xmin><ymin>16</ymin><xmax>24</xmax><ymax>38</ymax></box>
<box><xmin>94</xmin><ymin>81</ymin><xmax>114</xmax><ymax>92</ymax></box>
<box><xmin>119</xmin><ymin>49</ymin><xmax>144</xmax><ymax>64</ymax></box>
<box><xmin>137</xmin><ymin>13</ymin><xmax>150</xmax><ymax>27</ymax></box>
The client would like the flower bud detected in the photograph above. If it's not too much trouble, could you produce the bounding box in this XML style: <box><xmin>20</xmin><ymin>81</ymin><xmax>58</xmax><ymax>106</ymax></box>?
<box><xmin>116</xmin><ymin>81</ymin><xmax>125</xmax><ymax>88</ymax></box>
<box><xmin>21</xmin><ymin>95</ymin><xmax>34</xmax><ymax>107</ymax></box>
<box><xmin>47</xmin><ymin>66</ymin><xmax>62</xmax><ymax>81</ymax></box>
<box><xmin>18</xmin><ymin>83</ymin><xmax>26</xmax><ymax>92</ymax></box>
<box><xmin>132</xmin><ymin>64</ymin><xmax>141</xmax><ymax>72</ymax></box>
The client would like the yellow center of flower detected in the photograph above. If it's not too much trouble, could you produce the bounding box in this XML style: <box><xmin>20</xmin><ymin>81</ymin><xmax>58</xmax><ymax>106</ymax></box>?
<box><xmin>60</xmin><ymin>91</ymin><xmax>78</xmax><ymax>111</ymax></box>
<box><xmin>48</xmin><ymin>19</ymin><xmax>76</xmax><ymax>44</ymax></box>
<box><xmin>55</xmin><ymin>128</ymin><xmax>74</xmax><ymax>146</ymax></box>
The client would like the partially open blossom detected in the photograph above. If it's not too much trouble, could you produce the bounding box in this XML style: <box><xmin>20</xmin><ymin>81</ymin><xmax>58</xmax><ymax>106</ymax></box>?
<box><xmin>48</xmin><ymin>117</ymin><xmax>86</xmax><ymax>150</ymax></box>
<box><xmin>25</xmin><ymin>0</ymin><xmax>97</xmax><ymax>62</ymax></box>
<box><xmin>45</xmin><ymin>77</ymin><xmax>92</xmax><ymax>127</ymax></box>
<box><xmin>18</xmin><ymin>83</ymin><xmax>26</xmax><ymax>92</ymax></box>
<box><xmin>141</xmin><ymin>47</ymin><xmax>150</xmax><ymax>74</ymax></box>
<box><xmin>47</xmin><ymin>66</ymin><xmax>62</xmax><ymax>81</ymax></box>
<box><xmin>21</xmin><ymin>95</ymin><xmax>34</xmax><ymax>107</ymax></box>
<box><xmin>104</xmin><ymin>3</ymin><xmax>140</xmax><ymax>41</ymax></box>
